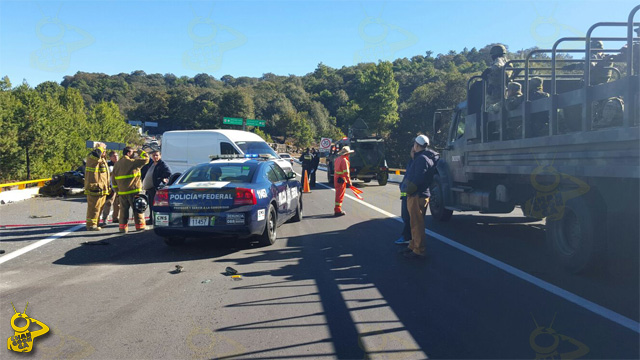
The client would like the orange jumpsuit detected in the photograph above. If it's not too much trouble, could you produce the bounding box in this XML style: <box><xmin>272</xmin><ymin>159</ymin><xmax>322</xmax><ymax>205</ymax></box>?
<box><xmin>333</xmin><ymin>155</ymin><xmax>352</xmax><ymax>213</ymax></box>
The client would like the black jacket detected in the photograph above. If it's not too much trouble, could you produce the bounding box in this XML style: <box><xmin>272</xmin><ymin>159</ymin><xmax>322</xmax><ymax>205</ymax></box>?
<box><xmin>141</xmin><ymin>159</ymin><xmax>172</xmax><ymax>189</ymax></box>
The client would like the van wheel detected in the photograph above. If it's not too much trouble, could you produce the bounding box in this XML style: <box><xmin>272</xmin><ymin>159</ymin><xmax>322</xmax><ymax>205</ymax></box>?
<box><xmin>258</xmin><ymin>205</ymin><xmax>277</xmax><ymax>246</ymax></box>
<box><xmin>164</xmin><ymin>237</ymin><xmax>185</xmax><ymax>246</ymax></box>
<box><xmin>430</xmin><ymin>175</ymin><xmax>453</xmax><ymax>222</ymax></box>
<box><xmin>546</xmin><ymin>193</ymin><xmax>606</xmax><ymax>274</ymax></box>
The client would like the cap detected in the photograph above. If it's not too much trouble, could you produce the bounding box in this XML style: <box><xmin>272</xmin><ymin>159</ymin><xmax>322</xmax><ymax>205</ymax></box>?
<box><xmin>415</xmin><ymin>135</ymin><xmax>430</xmax><ymax>147</ymax></box>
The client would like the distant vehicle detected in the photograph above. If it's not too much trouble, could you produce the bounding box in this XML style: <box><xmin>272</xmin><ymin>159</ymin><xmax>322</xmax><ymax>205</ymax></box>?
<box><xmin>161</xmin><ymin>130</ymin><xmax>293</xmax><ymax>174</ymax></box>
<box><xmin>430</xmin><ymin>6</ymin><xmax>639</xmax><ymax>273</ymax></box>
<box><xmin>327</xmin><ymin>136</ymin><xmax>388</xmax><ymax>185</ymax></box>
<box><xmin>152</xmin><ymin>157</ymin><xmax>302</xmax><ymax>246</ymax></box>
<box><xmin>278</xmin><ymin>153</ymin><xmax>294</xmax><ymax>166</ymax></box>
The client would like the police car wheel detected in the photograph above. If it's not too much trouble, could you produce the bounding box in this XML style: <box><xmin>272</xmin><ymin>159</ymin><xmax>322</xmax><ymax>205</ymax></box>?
<box><xmin>164</xmin><ymin>237</ymin><xmax>186</xmax><ymax>246</ymax></box>
<box><xmin>258</xmin><ymin>205</ymin><xmax>277</xmax><ymax>246</ymax></box>
<box><xmin>290</xmin><ymin>196</ymin><xmax>302</xmax><ymax>223</ymax></box>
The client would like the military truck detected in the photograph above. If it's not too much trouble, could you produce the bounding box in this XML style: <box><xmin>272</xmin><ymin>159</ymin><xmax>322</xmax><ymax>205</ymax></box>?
<box><xmin>326</xmin><ymin>137</ymin><xmax>389</xmax><ymax>186</ymax></box>
<box><xmin>430</xmin><ymin>6</ymin><xmax>639</xmax><ymax>273</ymax></box>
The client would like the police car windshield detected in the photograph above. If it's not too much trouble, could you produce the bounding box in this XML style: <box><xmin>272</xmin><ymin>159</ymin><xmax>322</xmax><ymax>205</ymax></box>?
<box><xmin>178</xmin><ymin>163</ymin><xmax>258</xmax><ymax>184</ymax></box>
<box><xmin>236</xmin><ymin>141</ymin><xmax>278</xmax><ymax>159</ymax></box>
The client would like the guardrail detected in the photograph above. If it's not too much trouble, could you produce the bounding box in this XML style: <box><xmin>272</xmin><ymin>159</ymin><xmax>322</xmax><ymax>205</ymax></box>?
<box><xmin>0</xmin><ymin>178</ymin><xmax>51</xmax><ymax>192</ymax></box>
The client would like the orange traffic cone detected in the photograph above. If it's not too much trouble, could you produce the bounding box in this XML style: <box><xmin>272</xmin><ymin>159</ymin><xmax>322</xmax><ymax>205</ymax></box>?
<box><xmin>303</xmin><ymin>170</ymin><xmax>311</xmax><ymax>193</ymax></box>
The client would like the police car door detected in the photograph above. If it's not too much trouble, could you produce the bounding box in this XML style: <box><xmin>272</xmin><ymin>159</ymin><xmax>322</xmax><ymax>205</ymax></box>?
<box><xmin>266</xmin><ymin>164</ymin><xmax>289</xmax><ymax>225</ymax></box>
<box><xmin>272</xmin><ymin>163</ymin><xmax>297</xmax><ymax>217</ymax></box>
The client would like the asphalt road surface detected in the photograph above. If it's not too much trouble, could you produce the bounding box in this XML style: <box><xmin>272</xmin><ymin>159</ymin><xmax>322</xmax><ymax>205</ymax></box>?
<box><xmin>1</xmin><ymin>163</ymin><xmax>638</xmax><ymax>359</ymax></box>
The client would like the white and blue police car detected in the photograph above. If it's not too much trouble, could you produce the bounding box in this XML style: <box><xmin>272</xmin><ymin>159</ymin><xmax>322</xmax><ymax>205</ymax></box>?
<box><xmin>152</xmin><ymin>155</ymin><xmax>302</xmax><ymax>246</ymax></box>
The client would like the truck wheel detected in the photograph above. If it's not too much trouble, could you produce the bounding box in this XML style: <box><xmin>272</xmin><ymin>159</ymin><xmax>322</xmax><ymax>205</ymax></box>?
<box><xmin>164</xmin><ymin>237</ymin><xmax>185</xmax><ymax>246</ymax></box>
<box><xmin>377</xmin><ymin>172</ymin><xmax>388</xmax><ymax>186</ymax></box>
<box><xmin>545</xmin><ymin>193</ymin><xmax>606</xmax><ymax>274</ymax></box>
<box><xmin>258</xmin><ymin>204</ymin><xmax>277</xmax><ymax>246</ymax></box>
<box><xmin>429</xmin><ymin>175</ymin><xmax>453</xmax><ymax>222</ymax></box>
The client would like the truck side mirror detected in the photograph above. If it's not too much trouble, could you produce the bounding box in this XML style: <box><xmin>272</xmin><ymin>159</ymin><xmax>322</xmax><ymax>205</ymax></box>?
<box><xmin>433</xmin><ymin>112</ymin><xmax>443</xmax><ymax>133</ymax></box>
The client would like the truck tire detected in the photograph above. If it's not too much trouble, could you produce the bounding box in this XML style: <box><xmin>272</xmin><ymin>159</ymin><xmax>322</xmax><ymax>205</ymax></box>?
<box><xmin>377</xmin><ymin>172</ymin><xmax>388</xmax><ymax>186</ymax></box>
<box><xmin>429</xmin><ymin>175</ymin><xmax>453</xmax><ymax>222</ymax></box>
<box><xmin>545</xmin><ymin>193</ymin><xmax>606</xmax><ymax>274</ymax></box>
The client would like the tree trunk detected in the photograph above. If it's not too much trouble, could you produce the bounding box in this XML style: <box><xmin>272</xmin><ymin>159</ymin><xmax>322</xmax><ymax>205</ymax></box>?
<box><xmin>26</xmin><ymin>148</ymin><xmax>31</xmax><ymax>180</ymax></box>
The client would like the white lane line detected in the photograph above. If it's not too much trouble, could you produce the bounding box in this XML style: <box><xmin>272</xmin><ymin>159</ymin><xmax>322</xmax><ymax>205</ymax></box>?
<box><xmin>315</xmin><ymin>182</ymin><xmax>640</xmax><ymax>334</ymax></box>
<box><xmin>0</xmin><ymin>224</ymin><xmax>84</xmax><ymax>265</ymax></box>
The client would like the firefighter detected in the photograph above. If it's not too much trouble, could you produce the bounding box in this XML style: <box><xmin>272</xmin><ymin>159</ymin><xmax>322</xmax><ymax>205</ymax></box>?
<box><xmin>84</xmin><ymin>142</ymin><xmax>110</xmax><ymax>231</ymax></box>
<box><xmin>112</xmin><ymin>147</ymin><xmax>149</xmax><ymax>233</ymax></box>
<box><xmin>299</xmin><ymin>148</ymin><xmax>313</xmax><ymax>184</ymax></box>
<box><xmin>333</xmin><ymin>146</ymin><xmax>354</xmax><ymax>216</ymax></box>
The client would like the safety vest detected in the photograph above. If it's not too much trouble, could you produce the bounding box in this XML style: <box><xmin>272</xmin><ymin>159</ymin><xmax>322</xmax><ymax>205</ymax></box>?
<box><xmin>112</xmin><ymin>152</ymin><xmax>149</xmax><ymax>196</ymax></box>
<box><xmin>84</xmin><ymin>148</ymin><xmax>110</xmax><ymax>196</ymax></box>
<box><xmin>334</xmin><ymin>155</ymin><xmax>351</xmax><ymax>184</ymax></box>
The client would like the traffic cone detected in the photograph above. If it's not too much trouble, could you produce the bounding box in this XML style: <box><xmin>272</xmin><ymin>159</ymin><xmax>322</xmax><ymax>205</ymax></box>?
<box><xmin>303</xmin><ymin>170</ymin><xmax>311</xmax><ymax>193</ymax></box>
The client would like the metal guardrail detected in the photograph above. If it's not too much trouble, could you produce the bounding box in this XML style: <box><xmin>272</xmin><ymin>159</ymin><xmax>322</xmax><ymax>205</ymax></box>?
<box><xmin>0</xmin><ymin>178</ymin><xmax>51</xmax><ymax>192</ymax></box>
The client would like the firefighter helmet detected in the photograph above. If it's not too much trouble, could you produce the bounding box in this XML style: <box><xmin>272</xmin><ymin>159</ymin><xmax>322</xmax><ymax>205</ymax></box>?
<box><xmin>133</xmin><ymin>194</ymin><xmax>149</xmax><ymax>214</ymax></box>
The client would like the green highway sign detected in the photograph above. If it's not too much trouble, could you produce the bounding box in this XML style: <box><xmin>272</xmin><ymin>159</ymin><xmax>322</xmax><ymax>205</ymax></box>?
<box><xmin>246</xmin><ymin>119</ymin><xmax>266</xmax><ymax>127</ymax></box>
<box><xmin>223</xmin><ymin>117</ymin><xmax>244</xmax><ymax>125</ymax></box>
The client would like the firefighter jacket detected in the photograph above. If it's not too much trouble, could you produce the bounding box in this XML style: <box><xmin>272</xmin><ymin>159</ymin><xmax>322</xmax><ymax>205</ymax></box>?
<box><xmin>84</xmin><ymin>147</ymin><xmax>110</xmax><ymax>196</ymax></box>
<box><xmin>334</xmin><ymin>155</ymin><xmax>352</xmax><ymax>185</ymax></box>
<box><xmin>112</xmin><ymin>151</ymin><xmax>149</xmax><ymax>196</ymax></box>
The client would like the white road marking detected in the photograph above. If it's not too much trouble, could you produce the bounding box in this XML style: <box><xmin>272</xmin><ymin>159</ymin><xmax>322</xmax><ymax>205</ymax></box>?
<box><xmin>0</xmin><ymin>224</ymin><xmax>84</xmax><ymax>265</ymax></box>
<box><xmin>315</xmin><ymin>181</ymin><xmax>640</xmax><ymax>334</ymax></box>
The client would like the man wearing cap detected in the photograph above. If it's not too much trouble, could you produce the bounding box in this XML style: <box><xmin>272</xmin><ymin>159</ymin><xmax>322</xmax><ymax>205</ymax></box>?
<box><xmin>333</xmin><ymin>146</ymin><xmax>354</xmax><ymax>216</ymax></box>
<box><xmin>528</xmin><ymin>77</ymin><xmax>550</xmax><ymax>101</ymax></box>
<box><xmin>505</xmin><ymin>82</ymin><xmax>524</xmax><ymax>111</ymax></box>
<box><xmin>399</xmin><ymin>135</ymin><xmax>438</xmax><ymax>259</ymax></box>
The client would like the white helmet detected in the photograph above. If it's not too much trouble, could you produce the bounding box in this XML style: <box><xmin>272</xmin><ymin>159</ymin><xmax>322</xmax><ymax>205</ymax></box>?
<box><xmin>415</xmin><ymin>135</ymin><xmax>430</xmax><ymax>147</ymax></box>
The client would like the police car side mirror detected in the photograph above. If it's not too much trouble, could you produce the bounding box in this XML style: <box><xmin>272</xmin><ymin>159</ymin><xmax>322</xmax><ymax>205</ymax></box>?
<box><xmin>286</xmin><ymin>172</ymin><xmax>296</xmax><ymax>180</ymax></box>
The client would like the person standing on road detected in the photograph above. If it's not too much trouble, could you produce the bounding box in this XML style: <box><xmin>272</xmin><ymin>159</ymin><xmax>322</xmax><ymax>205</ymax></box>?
<box><xmin>400</xmin><ymin>135</ymin><xmax>438</xmax><ymax>259</ymax></box>
<box><xmin>395</xmin><ymin>146</ymin><xmax>415</xmax><ymax>245</ymax></box>
<box><xmin>84</xmin><ymin>142</ymin><xmax>110</xmax><ymax>231</ymax></box>
<box><xmin>141</xmin><ymin>150</ymin><xmax>171</xmax><ymax>225</ymax></box>
<box><xmin>100</xmin><ymin>151</ymin><xmax>120</xmax><ymax>227</ymax></box>
<box><xmin>333</xmin><ymin>146</ymin><xmax>354</xmax><ymax>216</ymax></box>
<box><xmin>299</xmin><ymin>148</ymin><xmax>313</xmax><ymax>185</ymax></box>
<box><xmin>310</xmin><ymin>148</ymin><xmax>320</xmax><ymax>188</ymax></box>
<box><xmin>112</xmin><ymin>147</ymin><xmax>149</xmax><ymax>233</ymax></box>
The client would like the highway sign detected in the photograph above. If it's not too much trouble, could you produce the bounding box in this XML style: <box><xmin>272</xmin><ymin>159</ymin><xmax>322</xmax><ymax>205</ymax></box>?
<box><xmin>128</xmin><ymin>120</ymin><xmax>142</xmax><ymax>126</ymax></box>
<box><xmin>223</xmin><ymin>117</ymin><xmax>244</xmax><ymax>125</ymax></box>
<box><xmin>144</xmin><ymin>121</ymin><xmax>158</xmax><ymax>127</ymax></box>
<box><xmin>320</xmin><ymin>138</ymin><xmax>332</xmax><ymax>150</ymax></box>
<box><xmin>246</xmin><ymin>119</ymin><xmax>266</xmax><ymax>127</ymax></box>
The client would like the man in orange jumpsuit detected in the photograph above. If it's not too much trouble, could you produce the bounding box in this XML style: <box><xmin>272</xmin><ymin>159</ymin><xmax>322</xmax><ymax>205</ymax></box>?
<box><xmin>333</xmin><ymin>146</ymin><xmax>354</xmax><ymax>216</ymax></box>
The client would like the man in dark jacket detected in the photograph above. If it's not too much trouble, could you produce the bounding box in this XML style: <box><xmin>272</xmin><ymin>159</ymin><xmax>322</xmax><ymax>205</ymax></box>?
<box><xmin>399</xmin><ymin>135</ymin><xmax>438</xmax><ymax>259</ymax></box>
<box><xmin>142</xmin><ymin>150</ymin><xmax>172</xmax><ymax>225</ymax></box>
<box><xmin>299</xmin><ymin>148</ymin><xmax>313</xmax><ymax>185</ymax></box>
<box><xmin>310</xmin><ymin>148</ymin><xmax>320</xmax><ymax>187</ymax></box>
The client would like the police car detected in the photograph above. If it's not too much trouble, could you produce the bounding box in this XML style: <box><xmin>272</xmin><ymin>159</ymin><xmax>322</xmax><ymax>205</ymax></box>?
<box><xmin>152</xmin><ymin>156</ymin><xmax>302</xmax><ymax>246</ymax></box>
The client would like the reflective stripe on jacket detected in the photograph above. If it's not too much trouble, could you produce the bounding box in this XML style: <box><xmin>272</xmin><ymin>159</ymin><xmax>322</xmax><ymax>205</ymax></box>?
<box><xmin>84</xmin><ymin>148</ymin><xmax>110</xmax><ymax>196</ymax></box>
<box><xmin>334</xmin><ymin>155</ymin><xmax>351</xmax><ymax>185</ymax></box>
<box><xmin>111</xmin><ymin>152</ymin><xmax>149</xmax><ymax>196</ymax></box>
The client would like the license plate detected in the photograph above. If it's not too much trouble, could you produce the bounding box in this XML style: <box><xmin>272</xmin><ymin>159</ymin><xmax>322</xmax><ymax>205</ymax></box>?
<box><xmin>189</xmin><ymin>216</ymin><xmax>211</xmax><ymax>226</ymax></box>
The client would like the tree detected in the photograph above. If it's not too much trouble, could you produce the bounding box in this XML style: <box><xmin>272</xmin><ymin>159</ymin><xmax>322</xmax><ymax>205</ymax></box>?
<box><xmin>354</xmin><ymin>61</ymin><xmax>399</xmax><ymax>135</ymax></box>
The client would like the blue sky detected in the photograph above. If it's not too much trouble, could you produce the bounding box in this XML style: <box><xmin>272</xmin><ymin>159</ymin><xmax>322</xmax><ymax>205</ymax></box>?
<box><xmin>1</xmin><ymin>1</ymin><xmax>637</xmax><ymax>87</ymax></box>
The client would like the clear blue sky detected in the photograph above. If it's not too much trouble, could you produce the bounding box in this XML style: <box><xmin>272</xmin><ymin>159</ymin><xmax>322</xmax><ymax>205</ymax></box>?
<box><xmin>1</xmin><ymin>1</ymin><xmax>637</xmax><ymax>87</ymax></box>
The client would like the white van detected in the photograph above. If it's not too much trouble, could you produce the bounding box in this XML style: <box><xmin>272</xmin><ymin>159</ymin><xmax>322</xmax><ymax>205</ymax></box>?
<box><xmin>161</xmin><ymin>130</ymin><xmax>293</xmax><ymax>174</ymax></box>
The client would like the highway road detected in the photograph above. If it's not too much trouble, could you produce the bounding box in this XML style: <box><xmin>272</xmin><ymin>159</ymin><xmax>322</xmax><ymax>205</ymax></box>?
<box><xmin>1</xmin><ymin>163</ymin><xmax>638</xmax><ymax>359</ymax></box>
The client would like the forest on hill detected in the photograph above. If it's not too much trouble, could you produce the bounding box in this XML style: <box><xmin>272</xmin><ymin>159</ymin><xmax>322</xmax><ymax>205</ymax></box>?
<box><xmin>1</xmin><ymin>44</ymin><xmax>549</xmax><ymax>181</ymax></box>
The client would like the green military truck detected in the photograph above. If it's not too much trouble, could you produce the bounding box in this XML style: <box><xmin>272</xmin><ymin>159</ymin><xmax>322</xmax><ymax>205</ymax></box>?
<box><xmin>430</xmin><ymin>6</ymin><xmax>639</xmax><ymax>273</ymax></box>
<box><xmin>326</xmin><ymin>136</ymin><xmax>389</xmax><ymax>186</ymax></box>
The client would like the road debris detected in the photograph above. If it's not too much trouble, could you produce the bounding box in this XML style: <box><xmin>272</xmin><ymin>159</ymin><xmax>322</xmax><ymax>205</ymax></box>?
<box><xmin>30</xmin><ymin>215</ymin><xmax>52</xmax><ymax>219</ymax></box>
<box><xmin>173</xmin><ymin>265</ymin><xmax>184</xmax><ymax>273</ymax></box>
<box><xmin>201</xmin><ymin>279</ymin><xmax>211</xmax><ymax>284</ymax></box>
<box><xmin>231</xmin><ymin>275</ymin><xmax>243</xmax><ymax>281</ymax></box>
<box><xmin>225</xmin><ymin>267</ymin><xmax>238</xmax><ymax>276</ymax></box>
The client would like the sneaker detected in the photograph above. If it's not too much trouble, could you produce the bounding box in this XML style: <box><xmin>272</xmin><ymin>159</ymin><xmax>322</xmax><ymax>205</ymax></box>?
<box><xmin>334</xmin><ymin>211</ymin><xmax>346</xmax><ymax>217</ymax></box>
<box><xmin>394</xmin><ymin>237</ymin><xmax>410</xmax><ymax>245</ymax></box>
<box><xmin>403</xmin><ymin>251</ymin><xmax>426</xmax><ymax>259</ymax></box>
